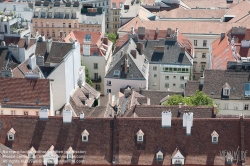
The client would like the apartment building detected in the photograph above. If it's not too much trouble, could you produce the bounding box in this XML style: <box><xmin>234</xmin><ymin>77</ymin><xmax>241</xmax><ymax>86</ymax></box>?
<box><xmin>118</xmin><ymin>16</ymin><xmax>250</xmax><ymax>80</ymax></box>
<box><xmin>64</xmin><ymin>31</ymin><xmax>113</xmax><ymax>94</ymax></box>
<box><xmin>31</xmin><ymin>2</ymin><xmax>80</xmax><ymax>40</ymax></box>
<box><xmin>108</xmin><ymin>0</ymin><xmax>125</xmax><ymax>33</ymax></box>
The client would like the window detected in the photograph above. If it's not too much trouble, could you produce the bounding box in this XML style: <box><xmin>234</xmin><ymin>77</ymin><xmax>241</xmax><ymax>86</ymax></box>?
<box><xmin>1</xmin><ymin>110</ymin><xmax>3</xmax><ymax>114</ymax></box>
<box><xmin>69</xmin><ymin>23</ymin><xmax>71</xmax><ymax>28</ymax></box>
<box><xmin>165</xmin><ymin>83</ymin><xmax>169</xmax><ymax>88</ymax></box>
<box><xmin>137</xmin><ymin>129</ymin><xmax>144</xmax><ymax>142</ymax></box>
<box><xmin>156</xmin><ymin>151</ymin><xmax>163</xmax><ymax>161</ymax></box>
<box><xmin>8</xmin><ymin>135</ymin><xmax>13</xmax><ymax>140</ymax></box>
<box><xmin>52</xmin><ymin>23</ymin><xmax>54</xmax><ymax>27</ymax></box>
<box><xmin>223</xmin><ymin>88</ymin><xmax>230</xmax><ymax>96</ymax></box>
<box><xmin>36</xmin><ymin>111</ymin><xmax>39</xmax><ymax>116</ymax></box>
<box><xmin>173</xmin><ymin>76</ymin><xmax>176</xmax><ymax>79</ymax></box>
<box><xmin>154</xmin><ymin>74</ymin><xmax>157</xmax><ymax>78</ymax></box>
<box><xmin>180</xmin><ymin>76</ymin><xmax>184</xmax><ymax>80</ymax></box>
<box><xmin>11</xmin><ymin>110</ymin><xmax>15</xmax><ymax>115</ymax></box>
<box><xmin>227</xmin><ymin>158</ymin><xmax>232</xmax><ymax>164</ymax></box>
<box><xmin>202</xmin><ymin>53</ymin><xmax>206</xmax><ymax>58</ymax></box>
<box><xmin>201</xmin><ymin>65</ymin><xmax>205</xmax><ymax>71</ymax></box>
<box><xmin>194</xmin><ymin>53</ymin><xmax>197</xmax><ymax>58</ymax></box>
<box><xmin>23</xmin><ymin>111</ymin><xmax>28</xmax><ymax>115</ymax></box>
<box><xmin>173</xmin><ymin>83</ymin><xmax>176</xmax><ymax>86</ymax></box>
<box><xmin>153</xmin><ymin>66</ymin><xmax>157</xmax><ymax>71</ymax></box>
<box><xmin>94</xmin><ymin>63</ymin><xmax>98</xmax><ymax>69</ymax></box>
<box><xmin>165</xmin><ymin>76</ymin><xmax>169</xmax><ymax>80</ymax></box>
<box><xmin>244</xmin><ymin>104</ymin><xmax>249</xmax><ymax>110</ymax></box>
<box><xmin>138</xmin><ymin>136</ymin><xmax>142</xmax><ymax>140</ymax></box>
<box><xmin>211</xmin><ymin>130</ymin><xmax>219</xmax><ymax>144</ymax></box>
<box><xmin>213</xmin><ymin>137</ymin><xmax>217</xmax><ymax>142</ymax></box>
<box><xmin>107</xmin><ymin>89</ymin><xmax>111</xmax><ymax>93</ymax></box>
<box><xmin>179</xmin><ymin>84</ymin><xmax>184</xmax><ymax>89</ymax></box>
<box><xmin>82</xmin><ymin>129</ymin><xmax>89</xmax><ymax>142</ymax></box>
<box><xmin>194</xmin><ymin>40</ymin><xmax>197</xmax><ymax>46</ymax></box>
<box><xmin>96</xmin><ymin>84</ymin><xmax>101</xmax><ymax>91</ymax></box>
<box><xmin>224</xmin><ymin>103</ymin><xmax>229</xmax><ymax>109</ymax></box>
<box><xmin>94</xmin><ymin>73</ymin><xmax>98</xmax><ymax>80</ymax></box>
<box><xmin>107</xmin><ymin>80</ymin><xmax>111</xmax><ymax>86</ymax></box>
<box><xmin>68</xmin><ymin>153</ymin><xmax>73</xmax><ymax>159</ymax></box>
<box><xmin>203</xmin><ymin>40</ymin><xmax>207</xmax><ymax>47</ymax></box>
<box><xmin>29</xmin><ymin>154</ymin><xmax>34</xmax><ymax>160</ymax></box>
<box><xmin>85</xmin><ymin>34</ymin><xmax>91</xmax><ymax>42</ymax></box>
<box><xmin>41</xmin><ymin>22</ymin><xmax>43</xmax><ymax>27</ymax></box>
<box><xmin>46</xmin><ymin>22</ymin><xmax>49</xmax><ymax>27</ymax></box>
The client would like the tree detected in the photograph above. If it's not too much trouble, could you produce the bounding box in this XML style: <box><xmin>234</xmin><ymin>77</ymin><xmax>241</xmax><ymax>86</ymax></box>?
<box><xmin>85</xmin><ymin>66</ymin><xmax>93</xmax><ymax>87</ymax></box>
<box><xmin>108</xmin><ymin>33</ymin><xmax>118</xmax><ymax>50</ymax></box>
<box><xmin>164</xmin><ymin>90</ymin><xmax>213</xmax><ymax>106</ymax></box>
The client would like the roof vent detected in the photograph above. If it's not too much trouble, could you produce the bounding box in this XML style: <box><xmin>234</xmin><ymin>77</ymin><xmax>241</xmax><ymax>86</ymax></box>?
<box><xmin>80</xmin><ymin>112</ymin><xmax>84</xmax><ymax>120</ymax></box>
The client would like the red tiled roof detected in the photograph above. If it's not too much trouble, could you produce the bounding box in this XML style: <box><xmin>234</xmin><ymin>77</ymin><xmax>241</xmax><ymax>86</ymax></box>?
<box><xmin>0</xmin><ymin>115</ymin><xmax>248</xmax><ymax>165</ymax></box>
<box><xmin>64</xmin><ymin>31</ymin><xmax>111</xmax><ymax>56</ymax></box>
<box><xmin>0</xmin><ymin>77</ymin><xmax>50</xmax><ymax>107</ymax></box>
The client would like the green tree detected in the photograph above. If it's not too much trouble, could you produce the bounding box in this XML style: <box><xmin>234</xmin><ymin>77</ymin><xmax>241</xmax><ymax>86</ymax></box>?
<box><xmin>164</xmin><ymin>90</ymin><xmax>213</xmax><ymax>106</ymax></box>
<box><xmin>108</xmin><ymin>33</ymin><xmax>118</xmax><ymax>50</ymax></box>
<box><xmin>85</xmin><ymin>66</ymin><xmax>93</xmax><ymax>87</ymax></box>
<box><xmin>164</xmin><ymin>95</ymin><xmax>184</xmax><ymax>106</ymax></box>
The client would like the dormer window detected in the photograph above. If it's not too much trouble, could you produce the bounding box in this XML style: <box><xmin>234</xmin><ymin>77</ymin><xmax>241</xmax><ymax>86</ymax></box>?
<box><xmin>226</xmin><ymin>153</ymin><xmax>233</xmax><ymax>164</ymax></box>
<box><xmin>136</xmin><ymin>129</ymin><xmax>144</xmax><ymax>142</ymax></box>
<box><xmin>66</xmin><ymin>147</ymin><xmax>74</xmax><ymax>160</ymax></box>
<box><xmin>81</xmin><ymin>129</ymin><xmax>89</xmax><ymax>142</ymax></box>
<box><xmin>156</xmin><ymin>150</ymin><xmax>163</xmax><ymax>161</ymax></box>
<box><xmin>211</xmin><ymin>130</ymin><xmax>219</xmax><ymax>144</ymax></box>
<box><xmin>28</xmin><ymin>146</ymin><xmax>36</xmax><ymax>160</ymax></box>
<box><xmin>7</xmin><ymin>128</ymin><xmax>16</xmax><ymax>141</ymax></box>
<box><xmin>222</xmin><ymin>83</ymin><xmax>231</xmax><ymax>96</ymax></box>
<box><xmin>171</xmin><ymin>148</ymin><xmax>185</xmax><ymax>165</ymax></box>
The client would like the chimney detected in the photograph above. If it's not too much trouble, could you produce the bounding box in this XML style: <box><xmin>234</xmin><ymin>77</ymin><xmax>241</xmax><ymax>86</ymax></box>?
<box><xmin>138</xmin><ymin>26</ymin><xmax>146</xmax><ymax>36</ymax></box>
<box><xmin>200</xmin><ymin>76</ymin><xmax>204</xmax><ymax>85</ymax></box>
<box><xmin>156</xmin><ymin>27</ymin><xmax>159</xmax><ymax>34</ymax></box>
<box><xmin>63</xmin><ymin>109</ymin><xmax>73</xmax><ymax>123</ymax></box>
<box><xmin>162</xmin><ymin>110</ymin><xmax>172</xmax><ymax>128</ymax></box>
<box><xmin>175</xmin><ymin>28</ymin><xmax>178</xmax><ymax>37</ymax></box>
<box><xmin>80</xmin><ymin>112</ymin><xmax>84</xmax><ymax>120</ymax></box>
<box><xmin>124</xmin><ymin>53</ymin><xmax>129</xmax><ymax>74</ymax></box>
<box><xmin>220</xmin><ymin>33</ymin><xmax>225</xmax><ymax>41</ymax></box>
<box><xmin>183</xmin><ymin>112</ymin><xmax>187</xmax><ymax>128</ymax></box>
<box><xmin>130</xmin><ymin>49</ymin><xmax>137</xmax><ymax>59</ymax></box>
<box><xmin>136</xmin><ymin>42</ymin><xmax>144</xmax><ymax>54</ymax></box>
<box><xmin>83</xmin><ymin>45</ymin><xmax>90</xmax><ymax>55</ymax></box>
<box><xmin>39</xmin><ymin>108</ymin><xmax>49</xmax><ymax>120</ymax></box>
<box><xmin>24</xmin><ymin>34</ymin><xmax>30</xmax><ymax>46</ymax></box>
<box><xmin>46</xmin><ymin>37</ymin><xmax>52</xmax><ymax>53</ymax></box>
<box><xmin>103</xmin><ymin>35</ymin><xmax>108</xmax><ymax>45</ymax></box>
<box><xmin>186</xmin><ymin>114</ymin><xmax>192</xmax><ymax>136</ymax></box>
<box><xmin>28</xmin><ymin>54</ymin><xmax>37</xmax><ymax>70</ymax></box>
<box><xmin>213</xmin><ymin>105</ymin><xmax>217</xmax><ymax>118</ymax></box>
<box><xmin>167</xmin><ymin>28</ymin><xmax>172</xmax><ymax>37</ymax></box>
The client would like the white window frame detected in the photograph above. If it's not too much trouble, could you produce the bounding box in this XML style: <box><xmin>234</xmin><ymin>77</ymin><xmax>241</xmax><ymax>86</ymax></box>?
<box><xmin>107</xmin><ymin>89</ymin><xmax>111</xmax><ymax>93</ymax></box>
<box><xmin>67</xmin><ymin>153</ymin><xmax>73</xmax><ymax>160</ymax></box>
<box><xmin>223</xmin><ymin>88</ymin><xmax>230</xmax><ymax>96</ymax></box>
<box><xmin>82</xmin><ymin>135</ymin><xmax>88</xmax><ymax>142</ymax></box>
<box><xmin>153</xmin><ymin>66</ymin><xmax>157</xmax><ymax>71</ymax></box>
<box><xmin>244</xmin><ymin>104</ymin><xmax>249</xmax><ymax>110</ymax></box>
<box><xmin>154</xmin><ymin>74</ymin><xmax>157</xmax><ymax>78</ymax></box>
<box><xmin>194</xmin><ymin>40</ymin><xmax>197</xmax><ymax>46</ymax></box>
<box><xmin>94</xmin><ymin>63</ymin><xmax>98</xmax><ymax>69</ymax></box>
<box><xmin>107</xmin><ymin>80</ymin><xmax>112</xmax><ymax>85</ymax></box>
<box><xmin>156</xmin><ymin>151</ymin><xmax>163</xmax><ymax>161</ymax></box>
<box><xmin>8</xmin><ymin>134</ymin><xmax>14</xmax><ymax>141</ymax></box>
<box><xmin>165</xmin><ymin>83</ymin><xmax>169</xmax><ymax>88</ymax></box>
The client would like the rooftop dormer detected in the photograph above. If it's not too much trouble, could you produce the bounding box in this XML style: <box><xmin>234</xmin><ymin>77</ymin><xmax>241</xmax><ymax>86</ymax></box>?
<box><xmin>43</xmin><ymin>145</ymin><xmax>58</xmax><ymax>166</ymax></box>
<box><xmin>81</xmin><ymin>129</ymin><xmax>89</xmax><ymax>142</ymax></box>
<box><xmin>211</xmin><ymin>130</ymin><xmax>219</xmax><ymax>144</ymax></box>
<box><xmin>222</xmin><ymin>82</ymin><xmax>231</xmax><ymax>96</ymax></box>
<box><xmin>171</xmin><ymin>148</ymin><xmax>185</xmax><ymax>165</ymax></box>
<box><xmin>28</xmin><ymin>146</ymin><xmax>36</xmax><ymax>160</ymax></box>
<box><xmin>156</xmin><ymin>150</ymin><xmax>163</xmax><ymax>161</ymax></box>
<box><xmin>225</xmin><ymin>152</ymin><xmax>233</xmax><ymax>164</ymax></box>
<box><xmin>66</xmin><ymin>147</ymin><xmax>74</xmax><ymax>160</ymax></box>
<box><xmin>136</xmin><ymin>129</ymin><xmax>144</xmax><ymax>142</ymax></box>
<box><xmin>7</xmin><ymin>128</ymin><xmax>16</xmax><ymax>141</ymax></box>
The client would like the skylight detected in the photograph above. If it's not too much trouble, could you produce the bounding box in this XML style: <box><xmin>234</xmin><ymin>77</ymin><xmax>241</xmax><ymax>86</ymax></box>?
<box><xmin>85</xmin><ymin>34</ymin><xmax>91</xmax><ymax>42</ymax></box>
<box><xmin>113</xmin><ymin>70</ymin><xmax>120</xmax><ymax>77</ymax></box>
<box><xmin>244</xmin><ymin>83</ymin><xmax>250</xmax><ymax>97</ymax></box>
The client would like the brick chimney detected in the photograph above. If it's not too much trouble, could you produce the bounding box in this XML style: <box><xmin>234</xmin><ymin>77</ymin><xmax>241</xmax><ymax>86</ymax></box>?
<box><xmin>103</xmin><ymin>35</ymin><xmax>108</xmax><ymax>45</ymax></box>
<box><xmin>136</xmin><ymin>42</ymin><xmax>144</xmax><ymax>54</ymax></box>
<box><xmin>130</xmin><ymin>49</ymin><xmax>137</xmax><ymax>59</ymax></box>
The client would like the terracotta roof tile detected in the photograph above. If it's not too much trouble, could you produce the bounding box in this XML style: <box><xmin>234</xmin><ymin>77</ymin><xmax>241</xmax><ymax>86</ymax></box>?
<box><xmin>0</xmin><ymin>77</ymin><xmax>50</xmax><ymax>107</ymax></box>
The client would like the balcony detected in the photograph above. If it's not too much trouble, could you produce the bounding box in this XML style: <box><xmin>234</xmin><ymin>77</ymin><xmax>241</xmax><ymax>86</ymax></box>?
<box><xmin>91</xmin><ymin>76</ymin><xmax>102</xmax><ymax>83</ymax></box>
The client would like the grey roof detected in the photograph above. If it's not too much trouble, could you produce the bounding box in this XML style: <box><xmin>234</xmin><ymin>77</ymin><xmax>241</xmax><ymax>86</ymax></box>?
<box><xmin>35</xmin><ymin>41</ymin><xmax>73</xmax><ymax>63</ymax></box>
<box><xmin>79</xmin><ymin>13</ymin><xmax>103</xmax><ymax>24</ymax></box>
<box><xmin>141</xmin><ymin>38</ymin><xmax>192</xmax><ymax>65</ymax></box>
<box><xmin>124</xmin><ymin>105</ymin><xmax>216</xmax><ymax>118</ymax></box>
<box><xmin>202</xmin><ymin>70</ymin><xmax>250</xmax><ymax>100</ymax></box>
<box><xmin>0</xmin><ymin>48</ymin><xmax>18</xmax><ymax>71</ymax></box>
<box><xmin>137</xmin><ymin>89</ymin><xmax>182</xmax><ymax>105</ymax></box>
<box><xmin>105</xmin><ymin>39</ymin><xmax>148</xmax><ymax>80</ymax></box>
<box><xmin>185</xmin><ymin>81</ymin><xmax>201</xmax><ymax>97</ymax></box>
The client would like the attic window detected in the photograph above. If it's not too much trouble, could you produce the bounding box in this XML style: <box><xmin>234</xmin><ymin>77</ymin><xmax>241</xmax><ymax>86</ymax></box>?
<box><xmin>113</xmin><ymin>70</ymin><xmax>120</xmax><ymax>77</ymax></box>
<box><xmin>223</xmin><ymin>88</ymin><xmax>230</xmax><ymax>96</ymax></box>
<box><xmin>136</xmin><ymin>129</ymin><xmax>144</xmax><ymax>142</ymax></box>
<box><xmin>226</xmin><ymin>153</ymin><xmax>233</xmax><ymax>164</ymax></box>
<box><xmin>4</xmin><ymin>97</ymin><xmax>8</xmax><ymax>102</ymax></box>
<box><xmin>211</xmin><ymin>130</ymin><xmax>219</xmax><ymax>144</ymax></box>
<box><xmin>156</xmin><ymin>150</ymin><xmax>163</xmax><ymax>161</ymax></box>
<box><xmin>81</xmin><ymin>129</ymin><xmax>89</xmax><ymax>142</ymax></box>
<box><xmin>28</xmin><ymin>147</ymin><xmax>36</xmax><ymax>160</ymax></box>
<box><xmin>244</xmin><ymin>83</ymin><xmax>250</xmax><ymax>97</ymax></box>
<box><xmin>66</xmin><ymin>147</ymin><xmax>74</xmax><ymax>160</ymax></box>
<box><xmin>84</xmin><ymin>34</ymin><xmax>91</xmax><ymax>42</ymax></box>
<box><xmin>7</xmin><ymin>128</ymin><xmax>16</xmax><ymax>141</ymax></box>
